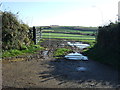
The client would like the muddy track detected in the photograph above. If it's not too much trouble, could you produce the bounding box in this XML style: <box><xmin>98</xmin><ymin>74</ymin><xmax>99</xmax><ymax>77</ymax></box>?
<box><xmin>2</xmin><ymin>39</ymin><xmax>120</xmax><ymax>88</ymax></box>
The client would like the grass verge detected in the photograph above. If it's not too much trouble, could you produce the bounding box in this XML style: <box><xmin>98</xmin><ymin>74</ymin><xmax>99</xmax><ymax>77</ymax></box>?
<box><xmin>53</xmin><ymin>48</ymin><xmax>72</xmax><ymax>58</ymax></box>
<box><xmin>2</xmin><ymin>45</ymin><xmax>44</xmax><ymax>58</ymax></box>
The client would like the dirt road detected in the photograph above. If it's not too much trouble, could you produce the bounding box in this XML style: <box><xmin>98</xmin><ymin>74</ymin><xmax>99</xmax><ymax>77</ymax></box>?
<box><xmin>2</xmin><ymin>39</ymin><xmax>120</xmax><ymax>88</ymax></box>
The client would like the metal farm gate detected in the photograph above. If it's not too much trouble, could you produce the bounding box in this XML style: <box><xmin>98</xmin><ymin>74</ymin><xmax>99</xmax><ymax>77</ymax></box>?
<box><xmin>30</xmin><ymin>26</ymin><xmax>42</xmax><ymax>44</ymax></box>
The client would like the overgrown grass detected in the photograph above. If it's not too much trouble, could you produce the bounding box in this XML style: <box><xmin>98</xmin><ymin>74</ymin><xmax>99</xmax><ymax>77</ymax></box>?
<box><xmin>53</xmin><ymin>48</ymin><xmax>72</xmax><ymax>57</ymax></box>
<box><xmin>2</xmin><ymin>45</ymin><xmax>44</xmax><ymax>58</ymax></box>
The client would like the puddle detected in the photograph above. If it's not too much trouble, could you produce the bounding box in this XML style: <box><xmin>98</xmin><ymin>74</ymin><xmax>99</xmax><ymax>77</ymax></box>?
<box><xmin>61</xmin><ymin>44</ymin><xmax>65</xmax><ymax>47</ymax></box>
<box><xmin>66</xmin><ymin>42</ymin><xmax>89</xmax><ymax>60</ymax></box>
<box><xmin>65</xmin><ymin>42</ymin><xmax>90</xmax><ymax>61</ymax></box>
<box><xmin>43</xmin><ymin>51</ymin><xmax>49</xmax><ymax>59</ymax></box>
<box><xmin>67</xmin><ymin>42</ymin><xmax>90</xmax><ymax>49</ymax></box>
<box><xmin>65</xmin><ymin>52</ymin><xmax>88</xmax><ymax>61</ymax></box>
<box><xmin>66</xmin><ymin>42</ymin><xmax>89</xmax><ymax>72</ymax></box>
<box><xmin>43</xmin><ymin>51</ymin><xmax>49</xmax><ymax>56</ymax></box>
<box><xmin>76</xmin><ymin>67</ymin><xmax>87</xmax><ymax>72</ymax></box>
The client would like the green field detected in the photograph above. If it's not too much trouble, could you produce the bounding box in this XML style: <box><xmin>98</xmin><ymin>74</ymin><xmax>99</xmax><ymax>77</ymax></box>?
<box><xmin>42</xmin><ymin>26</ymin><xmax>97</xmax><ymax>43</ymax></box>
<box><xmin>42</xmin><ymin>33</ymin><xmax>84</xmax><ymax>37</ymax></box>
<box><xmin>42</xmin><ymin>33</ymin><xmax>95</xmax><ymax>39</ymax></box>
<box><xmin>43</xmin><ymin>29</ymin><xmax>95</xmax><ymax>34</ymax></box>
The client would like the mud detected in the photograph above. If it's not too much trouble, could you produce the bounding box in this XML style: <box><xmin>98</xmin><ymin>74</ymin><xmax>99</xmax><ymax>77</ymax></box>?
<box><xmin>2</xmin><ymin>39</ymin><xmax>120</xmax><ymax>88</ymax></box>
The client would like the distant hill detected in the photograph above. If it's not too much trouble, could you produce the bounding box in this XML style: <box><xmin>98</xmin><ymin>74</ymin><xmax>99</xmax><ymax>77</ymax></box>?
<box><xmin>39</xmin><ymin>26</ymin><xmax>98</xmax><ymax>32</ymax></box>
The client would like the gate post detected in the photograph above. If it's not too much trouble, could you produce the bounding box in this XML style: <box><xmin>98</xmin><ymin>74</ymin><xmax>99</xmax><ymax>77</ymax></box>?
<box><xmin>33</xmin><ymin>26</ymin><xmax>36</xmax><ymax>44</ymax></box>
<box><xmin>40</xmin><ymin>27</ymin><xmax>42</xmax><ymax>39</ymax></box>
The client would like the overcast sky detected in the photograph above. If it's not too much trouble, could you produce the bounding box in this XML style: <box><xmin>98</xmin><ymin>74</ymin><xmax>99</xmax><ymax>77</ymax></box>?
<box><xmin>1</xmin><ymin>0</ymin><xmax>119</xmax><ymax>27</ymax></box>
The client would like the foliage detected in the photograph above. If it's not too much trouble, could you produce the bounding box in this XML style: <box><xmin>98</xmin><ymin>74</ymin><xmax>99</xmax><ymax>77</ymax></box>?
<box><xmin>85</xmin><ymin>23</ymin><xmax>120</xmax><ymax>69</ymax></box>
<box><xmin>2</xmin><ymin>11</ymin><xmax>32</xmax><ymax>50</ymax></box>
<box><xmin>96</xmin><ymin>23</ymin><xmax>120</xmax><ymax>49</ymax></box>
<box><xmin>2</xmin><ymin>45</ymin><xmax>44</xmax><ymax>57</ymax></box>
<box><xmin>53</xmin><ymin>48</ymin><xmax>72</xmax><ymax>57</ymax></box>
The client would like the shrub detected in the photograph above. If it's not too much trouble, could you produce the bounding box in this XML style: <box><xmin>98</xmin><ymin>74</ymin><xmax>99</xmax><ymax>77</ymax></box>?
<box><xmin>85</xmin><ymin>23</ymin><xmax>120</xmax><ymax>69</ymax></box>
<box><xmin>54</xmin><ymin>48</ymin><xmax>72</xmax><ymax>57</ymax></box>
<box><xmin>2</xmin><ymin>11</ymin><xmax>32</xmax><ymax>50</ymax></box>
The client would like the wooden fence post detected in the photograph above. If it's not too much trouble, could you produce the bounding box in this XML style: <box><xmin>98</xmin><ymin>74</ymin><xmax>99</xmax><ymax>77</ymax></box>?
<box><xmin>32</xmin><ymin>26</ymin><xmax>43</xmax><ymax>44</ymax></box>
<box><xmin>33</xmin><ymin>26</ymin><xmax>36</xmax><ymax>44</ymax></box>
